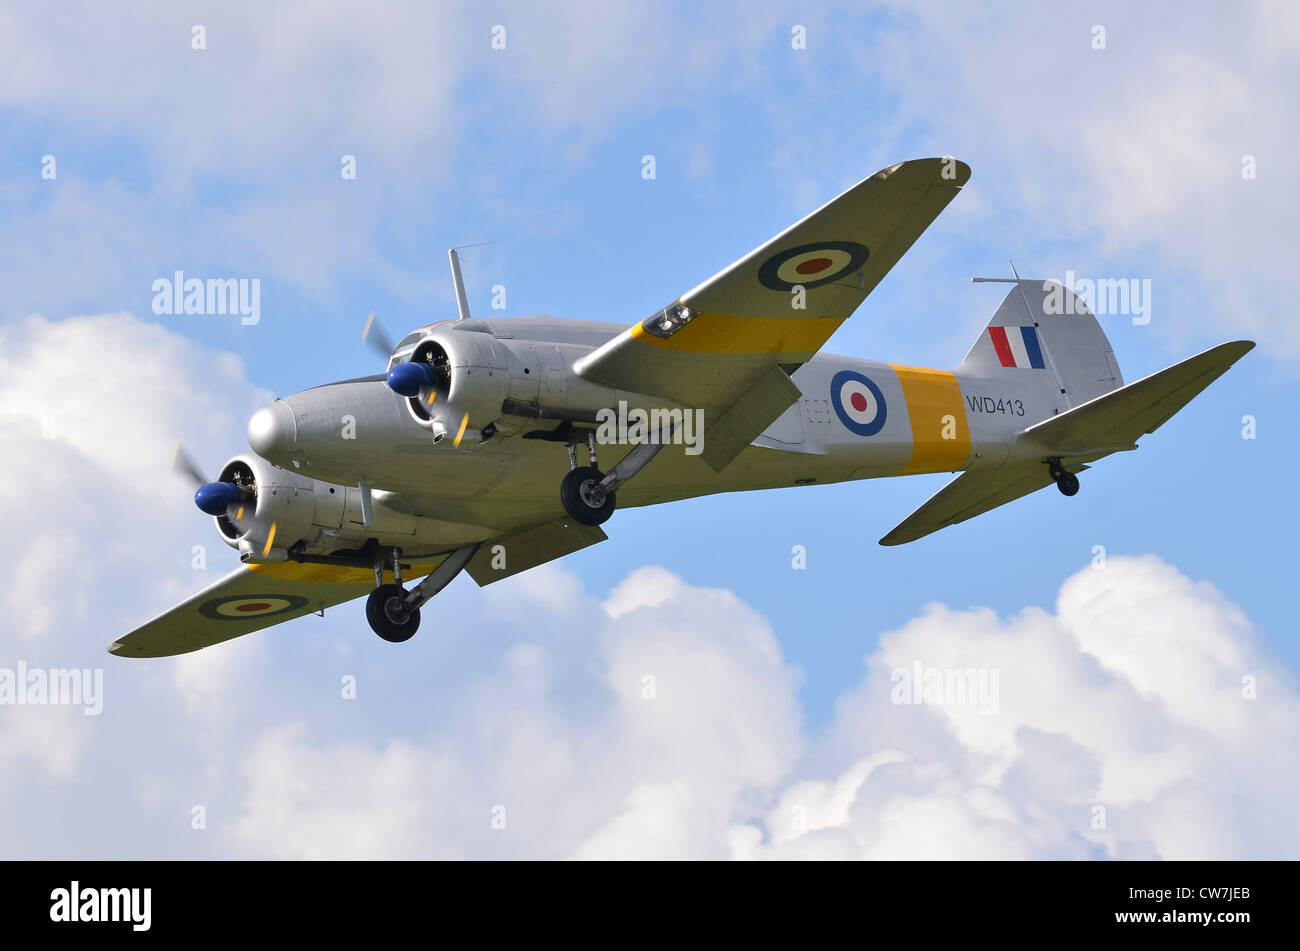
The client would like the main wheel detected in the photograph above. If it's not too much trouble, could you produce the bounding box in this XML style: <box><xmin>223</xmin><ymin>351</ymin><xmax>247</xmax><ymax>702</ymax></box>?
<box><xmin>561</xmin><ymin>466</ymin><xmax>616</xmax><ymax>526</ymax></box>
<box><xmin>366</xmin><ymin>584</ymin><xmax>421</xmax><ymax>642</ymax></box>
<box><xmin>1055</xmin><ymin>470</ymin><xmax>1080</xmax><ymax>497</ymax></box>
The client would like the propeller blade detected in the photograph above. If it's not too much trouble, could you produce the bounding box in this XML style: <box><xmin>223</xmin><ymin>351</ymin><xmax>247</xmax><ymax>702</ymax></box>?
<box><xmin>171</xmin><ymin>443</ymin><xmax>209</xmax><ymax>489</ymax></box>
<box><xmin>362</xmin><ymin>311</ymin><xmax>395</xmax><ymax>360</ymax></box>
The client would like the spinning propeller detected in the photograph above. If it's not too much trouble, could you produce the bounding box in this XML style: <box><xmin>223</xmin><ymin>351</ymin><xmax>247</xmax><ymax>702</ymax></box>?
<box><xmin>361</xmin><ymin>310</ymin><xmax>434</xmax><ymax>396</ymax></box>
<box><xmin>361</xmin><ymin>310</ymin><xmax>395</xmax><ymax>361</ymax></box>
<box><xmin>174</xmin><ymin>444</ymin><xmax>282</xmax><ymax>558</ymax></box>
<box><xmin>171</xmin><ymin>444</ymin><xmax>243</xmax><ymax>516</ymax></box>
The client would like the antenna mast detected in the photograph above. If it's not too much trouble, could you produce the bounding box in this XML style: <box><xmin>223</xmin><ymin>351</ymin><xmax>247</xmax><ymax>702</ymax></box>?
<box><xmin>449</xmin><ymin>248</ymin><xmax>471</xmax><ymax>320</ymax></box>
<box><xmin>972</xmin><ymin>260</ymin><xmax>1023</xmax><ymax>284</ymax></box>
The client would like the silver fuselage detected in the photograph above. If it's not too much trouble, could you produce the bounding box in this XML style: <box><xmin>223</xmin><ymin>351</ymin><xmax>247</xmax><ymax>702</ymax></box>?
<box><xmin>221</xmin><ymin>316</ymin><xmax>1057</xmax><ymax>561</ymax></box>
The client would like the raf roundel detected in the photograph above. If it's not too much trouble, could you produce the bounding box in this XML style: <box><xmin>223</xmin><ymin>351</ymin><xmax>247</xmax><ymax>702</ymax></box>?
<box><xmin>198</xmin><ymin>594</ymin><xmax>310</xmax><ymax>621</ymax></box>
<box><xmin>757</xmin><ymin>241</ymin><xmax>870</xmax><ymax>291</ymax></box>
<box><xmin>830</xmin><ymin>369</ymin><xmax>888</xmax><ymax>437</ymax></box>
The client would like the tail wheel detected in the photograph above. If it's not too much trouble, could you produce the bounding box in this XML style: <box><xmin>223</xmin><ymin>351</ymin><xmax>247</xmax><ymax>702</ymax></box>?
<box><xmin>1048</xmin><ymin>461</ymin><xmax>1080</xmax><ymax>497</ymax></box>
<box><xmin>561</xmin><ymin>466</ymin><xmax>616</xmax><ymax>526</ymax></box>
<box><xmin>366</xmin><ymin>583</ymin><xmax>421</xmax><ymax>642</ymax></box>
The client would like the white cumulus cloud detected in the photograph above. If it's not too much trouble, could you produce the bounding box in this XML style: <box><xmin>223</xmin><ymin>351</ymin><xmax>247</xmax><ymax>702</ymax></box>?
<box><xmin>2</xmin><ymin>313</ymin><xmax>1292</xmax><ymax>860</ymax></box>
<box><xmin>230</xmin><ymin>553</ymin><xmax>1298</xmax><ymax>860</ymax></box>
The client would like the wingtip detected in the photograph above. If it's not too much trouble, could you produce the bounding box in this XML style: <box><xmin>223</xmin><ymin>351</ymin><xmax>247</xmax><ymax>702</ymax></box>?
<box><xmin>1216</xmin><ymin>339</ymin><xmax>1256</xmax><ymax>362</ymax></box>
<box><xmin>875</xmin><ymin>157</ymin><xmax>972</xmax><ymax>187</ymax></box>
<box><xmin>107</xmin><ymin>639</ymin><xmax>147</xmax><ymax>657</ymax></box>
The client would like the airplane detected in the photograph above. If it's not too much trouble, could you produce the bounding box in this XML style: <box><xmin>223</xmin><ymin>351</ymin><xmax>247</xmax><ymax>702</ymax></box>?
<box><xmin>110</xmin><ymin>157</ymin><xmax>1254</xmax><ymax>657</ymax></box>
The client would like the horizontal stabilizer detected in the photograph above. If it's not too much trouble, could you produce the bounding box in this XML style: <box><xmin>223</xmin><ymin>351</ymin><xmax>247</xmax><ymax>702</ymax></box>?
<box><xmin>1020</xmin><ymin>340</ymin><xmax>1255</xmax><ymax>454</ymax></box>
<box><xmin>879</xmin><ymin>462</ymin><xmax>1089</xmax><ymax>546</ymax></box>
<box><xmin>881</xmin><ymin>339</ymin><xmax>1254</xmax><ymax>545</ymax></box>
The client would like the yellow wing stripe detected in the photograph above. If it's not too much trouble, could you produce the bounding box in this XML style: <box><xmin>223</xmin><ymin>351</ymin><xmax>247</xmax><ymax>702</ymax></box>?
<box><xmin>629</xmin><ymin>310</ymin><xmax>845</xmax><ymax>355</ymax></box>
<box><xmin>891</xmin><ymin>365</ymin><xmax>972</xmax><ymax>475</ymax></box>
<box><xmin>248</xmin><ymin>559</ymin><xmax>444</xmax><ymax>585</ymax></box>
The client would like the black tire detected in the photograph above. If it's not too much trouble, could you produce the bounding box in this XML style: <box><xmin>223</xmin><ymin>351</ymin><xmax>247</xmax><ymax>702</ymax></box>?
<box><xmin>560</xmin><ymin>466</ymin><xmax>616</xmax><ymax>526</ymax></box>
<box><xmin>366</xmin><ymin>584</ymin><xmax>421</xmax><ymax>642</ymax></box>
<box><xmin>1056</xmin><ymin>470</ymin><xmax>1080</xmax><ymax>497</ymax></box>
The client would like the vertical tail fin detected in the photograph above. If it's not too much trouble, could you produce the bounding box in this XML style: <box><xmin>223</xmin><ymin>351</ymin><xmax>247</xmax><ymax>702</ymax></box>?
<box><xmin>958</xmin><ymin>279</ymin><xmax>1123</xmax><ymax>407</ymax></box>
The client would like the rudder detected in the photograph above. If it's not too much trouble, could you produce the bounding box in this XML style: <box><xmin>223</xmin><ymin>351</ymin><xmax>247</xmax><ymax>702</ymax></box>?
<box><xmin>957</xmin><ymin>279</ymin><xmax>1122</xmax><ymax>407</ymax></box>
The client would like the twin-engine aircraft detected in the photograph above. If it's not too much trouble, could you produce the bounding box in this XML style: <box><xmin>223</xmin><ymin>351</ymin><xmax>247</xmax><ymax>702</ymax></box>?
<box><xmin>112</xmin><ymin>158</ymin><xmax>1253</xmax><ymax>657</ymax></box>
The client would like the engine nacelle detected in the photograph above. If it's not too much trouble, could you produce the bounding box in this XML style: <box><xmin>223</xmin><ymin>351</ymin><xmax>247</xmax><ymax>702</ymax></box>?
<box><xmin>211</xmin><ymin>452</ymin><xmax>485</xmax><ymax>561</ymax></box>
<box><xmin>386</xmin><ymin>322</ymin><xmax>692</xmax><ymax>443</ymax></box>
<box><xmin>211</xmin><ymin>454</ymin><xmax>318</xmax><ymax>562</ymax></box>
<box><xmin>396</xmin><ymin>327</ymin><xmax>510</xmax><ymax>440</ymax></box>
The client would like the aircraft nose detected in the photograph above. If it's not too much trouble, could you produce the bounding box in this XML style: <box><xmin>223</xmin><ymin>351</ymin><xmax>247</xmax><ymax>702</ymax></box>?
<box><xmin>247</xmin><ymin>401</ymin><xmax>297</xmax><ymax>460</ymax></box>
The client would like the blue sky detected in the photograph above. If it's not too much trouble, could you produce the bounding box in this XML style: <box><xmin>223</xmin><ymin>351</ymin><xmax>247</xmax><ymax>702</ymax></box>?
<box><xmin>1</xmin><ymin>2</ymin><xmax>1296</xmax><ymax>858</ymax></box>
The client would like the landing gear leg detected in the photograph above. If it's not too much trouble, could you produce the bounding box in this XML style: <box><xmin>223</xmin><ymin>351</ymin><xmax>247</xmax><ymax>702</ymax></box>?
<box><xmin>560</xmin><ymin>429</ymin><xmax>617</xmax><ymax>526</ymax></box>
<box><xmin>560</xmin><ymin>430</ymin><xmax>617</xmax><ymax>526</ymax></box>
<box><xmin>1047</xmin><ymin>458</ymin><xmax>1080</xmax><ymax>497</ymax></box>
<box><xmin>398</xmin><ymin>543</ymin><xmax>476</xmax><ymax>614</ymax></box>
<box><xmin>366</xmin><ymin>549</ymin><xmax>419</xmax><ymax>642</ymax></box>
<box><xmin>558</xmin><ymin>422</ymin><xmax>678</xmax><ymax>527</ymax></box>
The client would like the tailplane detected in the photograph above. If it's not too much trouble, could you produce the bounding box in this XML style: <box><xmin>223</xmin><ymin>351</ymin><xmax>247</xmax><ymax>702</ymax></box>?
<box><xmin>881</xmin><ymin>339</ymin><xmax>1254</xmax><ymax>545</ymax></box>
